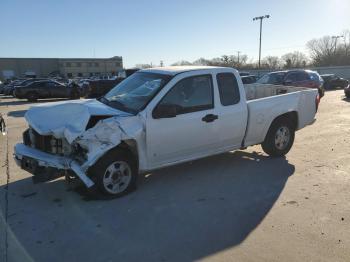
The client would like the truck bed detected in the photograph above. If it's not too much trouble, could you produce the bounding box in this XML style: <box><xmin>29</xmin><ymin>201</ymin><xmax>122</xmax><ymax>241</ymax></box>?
<box><xmin>244</xmin><ymin>83</ymin><xmax>310</xmax><ymax>100</ymax></box>
<box><xmin>242</xmin><ymin>84</ymin><xmax>318</xmax><ymax>147</ymax></box>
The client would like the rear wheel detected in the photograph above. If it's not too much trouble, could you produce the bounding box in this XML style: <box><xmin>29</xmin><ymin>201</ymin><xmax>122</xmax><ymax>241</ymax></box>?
<box><xmin>262</xmin><ymin>118</ymin><xmax>295</xmax><ymax>157</ymax></box>
<box><xmin>88</xmin><ymin>148</ymin><xmax>138</xmax><ymax>196</ymax></box>
<box><xmin>27</xmin><ymin>92</ymin><xmax>38</xmax><ymax>102</ymax></box>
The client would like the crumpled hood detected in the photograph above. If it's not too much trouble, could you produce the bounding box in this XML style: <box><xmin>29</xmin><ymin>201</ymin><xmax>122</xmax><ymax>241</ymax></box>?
<box><xmin>25</xmin><ymin>99</ymin><xmax>131</xmax><ymax>143</ymax></box>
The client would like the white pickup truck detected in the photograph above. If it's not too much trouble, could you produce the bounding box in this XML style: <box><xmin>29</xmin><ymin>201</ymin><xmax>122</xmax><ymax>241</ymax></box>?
<box><xmin>14</xmin><ymin>66</ymin><xmax>319</xmax><ymax>196</ymax></box>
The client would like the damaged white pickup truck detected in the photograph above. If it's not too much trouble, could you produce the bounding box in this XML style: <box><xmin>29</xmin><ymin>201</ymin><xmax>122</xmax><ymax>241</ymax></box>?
<box><xmin>14</xmin><ymin>66</ymin><xmax>319</xmax><ymax>196</ymax></box>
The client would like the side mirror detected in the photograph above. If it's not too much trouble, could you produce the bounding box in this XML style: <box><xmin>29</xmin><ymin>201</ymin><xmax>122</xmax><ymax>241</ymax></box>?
<box><xmin>153</xmin><ymin>104</ymin><xmax>178</xmax><ymax>119</ymax></box>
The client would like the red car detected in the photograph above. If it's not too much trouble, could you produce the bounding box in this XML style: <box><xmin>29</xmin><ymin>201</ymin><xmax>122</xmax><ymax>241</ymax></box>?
<box><xmin>257</xmin><ymin>70</ymin><xmax>325</xmax><ymax>98</ymax></box>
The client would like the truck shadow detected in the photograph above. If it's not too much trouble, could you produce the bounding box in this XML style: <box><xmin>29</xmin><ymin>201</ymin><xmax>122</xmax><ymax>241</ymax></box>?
<box><xmin>7</xmin><ymin>110</ymin><xmax>27</xmax><ymax>118</ymax></box>
<box><xmin>2</xmin><ymin>150</ymin><xmax>294</xmax><ymax>262</ymax></box>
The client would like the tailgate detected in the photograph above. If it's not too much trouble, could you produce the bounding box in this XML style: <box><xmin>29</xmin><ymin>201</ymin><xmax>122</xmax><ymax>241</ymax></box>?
<box><xmin>296</xmin><ymin>89</ymin><xmax>318</xmax><ymax>129</ymax></box>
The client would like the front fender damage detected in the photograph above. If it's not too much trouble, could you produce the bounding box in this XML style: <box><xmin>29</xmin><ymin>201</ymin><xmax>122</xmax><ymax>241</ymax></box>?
<box><xmin>73</xmin><ymin>114</ymin><xmax>145</xmax><ymax>173</ymax></box>
<box><xmin>15</xmin><ymin>111</ymin><xmax>145</xmax><ymax>188</ymax></box>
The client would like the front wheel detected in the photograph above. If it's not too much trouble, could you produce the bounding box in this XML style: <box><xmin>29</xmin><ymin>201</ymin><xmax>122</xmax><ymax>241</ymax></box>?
<box><xmin>262</xmin><ymin>118</ymin><xmax>295</xmax><ymax>157</ymax></box>
<box><xmin>88</xmin><ymin>148</ymin><xmax>138</xmax><ymax>196</ymax></box>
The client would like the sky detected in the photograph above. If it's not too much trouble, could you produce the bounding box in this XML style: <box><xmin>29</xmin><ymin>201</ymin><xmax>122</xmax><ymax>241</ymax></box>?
<box><xmin>0</xmin><ymin>0</ymin><xmax>349</xmax><ymax>67</ymax></box>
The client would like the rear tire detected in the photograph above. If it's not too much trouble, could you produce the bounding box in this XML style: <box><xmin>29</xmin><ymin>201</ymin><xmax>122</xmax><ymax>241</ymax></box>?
<box><xmin>27</xmin><ymin>92</ymin><xmax>38</xmax><ymax>102</ymax></box>
<box><xmin>262</xmin><ymin>118</ymin><xmax>295</xmax><ymax>157</ymax></box>
<box><xmin>88</xmin><ymin>148</ymin><xmax>138</xmax><ymax>197</ymax></box>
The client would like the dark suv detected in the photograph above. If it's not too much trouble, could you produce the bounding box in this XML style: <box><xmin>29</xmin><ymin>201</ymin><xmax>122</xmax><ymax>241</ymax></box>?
<box><xmin>257</xmin><ymin>70</ymin><xmax>325</xmax><ymax>97</ymax></box>
<box><xmin>14</xmin><ymin>80</ymin><xmax>80</xmax><ymax>101</ymax></box>
<box><xmin>321</xmin><ymin>74</ymin><xmax>349</xmax><ymax>90</ymax></box>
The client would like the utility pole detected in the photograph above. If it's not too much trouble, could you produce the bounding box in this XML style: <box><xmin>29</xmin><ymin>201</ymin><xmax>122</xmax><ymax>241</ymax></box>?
<box><xmin>253</xmin><ymin>15</ymin><xmax>270</xmax><ymax>69</ymax></box>
<box><xmin>160</xmin><ymin>60</ymin><xmax>164</xmax><ymax>67</ymax></box>
<box><xmin>237</xmin><ymin>51</ymin><xmax>241</xmax><ymax>65</ymax></box>
<box><xmin>332</xmin><ymin>35</ymin><xmax>344</xmax><ymax>55</ymax></box>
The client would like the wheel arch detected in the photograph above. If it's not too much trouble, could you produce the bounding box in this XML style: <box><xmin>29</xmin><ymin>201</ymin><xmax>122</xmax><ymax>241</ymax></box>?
<box><xmin>262</xmin><ymin>111</ymin><xmax>298</xmax><ymax>143</ymax></box>
<box><xmin>269</xmin><ymin>111</ymin><xmax>299</xmax><ymax>132</ymax></box>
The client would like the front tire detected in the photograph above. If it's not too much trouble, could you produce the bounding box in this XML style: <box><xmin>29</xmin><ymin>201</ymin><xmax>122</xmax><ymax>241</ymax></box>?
<box><xmin>88</xmin><ymin>148</ymin><xmax>138</xmax><ymax>196</ymax></box>
<box><xmin>262</xmin><ymin>118</ymin><xmax>295</xmax><ymax>157</ymax></box>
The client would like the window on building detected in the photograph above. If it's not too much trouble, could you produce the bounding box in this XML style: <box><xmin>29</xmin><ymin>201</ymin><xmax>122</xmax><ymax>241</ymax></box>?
<box><xmin>67</xmin><ymin>73</ymin><xmax>73</xmax><ymax>78</ymax></box>
<box><xmin>88</xmin><ymin>62</ymin><xmax>92</xmax><ymax>67</ymax></box>
<box><xmin>76</xmin><ymin>62</ymin><xmax>81</xmax><ymax>67</ymax></box>
<box><xmin>94</xmin><ymin>62</ymin><xmax>99</xmax><ymax>67</ymax></box>
<box><xmin>78</xmin><ymin>73</ymin><xmax>83</xmax><ymax>77</ymax></box>
<box><xmin>66</xmin><ymin>62</ymin><xmax>71</xmax><ymax>67</ymax></box>
<box><xmin>115</xmin><ymin>62</ymin><xmax>121</xmax><ymax>67</ymax></box>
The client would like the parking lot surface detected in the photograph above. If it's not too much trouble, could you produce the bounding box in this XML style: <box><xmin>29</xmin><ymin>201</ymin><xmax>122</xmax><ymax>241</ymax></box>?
<box><xmin>0</xmin><ymin>91</ymin><xmax>349</xmax><ymax>262</ymax></box>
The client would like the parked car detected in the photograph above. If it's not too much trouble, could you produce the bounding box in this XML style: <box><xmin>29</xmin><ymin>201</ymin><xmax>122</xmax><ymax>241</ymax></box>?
<box><xmin>344</xmin><ymin>84</ymin><xmax>350</xmax><ymax>98</ymax></box>
<box><xmin>0</xmin><ymin>80</ymin><xmax>4</xmax><ymax>94</ymax></box>
<box><xmin>241</xmin><ymin>75</ymin><xmax>257</xmax><ymax>84</ymax></box>
<box><xmin>14</xmin><ymin>80</ymin><xmax>80</xmax><ymax>101</ymax></box>
<box><xmin>85</xmin><ymin>70</ymin><xmax>140</xmax><ymax>98</ymax></box>
<box><xmin>14</xmin><ymin>66</ymin><xmax>318</xmax><ymax>197</ymax></box>
<box><xmin>321</xmin><ymin>74</ymin><xmax>349</xmax><ymax>90</ymax></box>
<box><xmin>239</xmin><ymin>72</ymin><xmax>251</xmax><ymax>76</ymax></box>
<box><xmin>85</xmin><ymin>78</ymin><xmax>124</xmax><ymax>98</ymax></box>
<box><xmin>3</xmin><ymin>79</ymin><xmax>26</xmax><ymax>95</ymax></box>
<box><xmin>117</xmin><ymin>68</ymin><xmax>140</xmax><ymax>78</ymax></box>
<box><xmin>256</xmin><ymin>70</ymin><xmax>325</xmax><ymax>97</ymax></box>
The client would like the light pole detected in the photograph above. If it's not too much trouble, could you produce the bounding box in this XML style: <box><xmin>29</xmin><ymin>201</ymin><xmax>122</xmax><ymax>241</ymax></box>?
<box><xmin>332</xmin><ymin>35</ymin><xmax>344</xmax><ymax>54</ymax></box>
<box><xmin>253</xmin><ymin>15</ymin><xmax>270</xmax><ymax>69</ymax></box>
<box><xmin>237</xmin><ymin>51</ymin><xmax>241</xmax><ymax>65</ymax></box>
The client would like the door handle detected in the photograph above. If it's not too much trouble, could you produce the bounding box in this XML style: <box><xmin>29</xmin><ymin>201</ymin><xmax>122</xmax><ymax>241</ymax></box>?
<box><xmin>202</xmin><ymin>114</ymin><xmax>218</xmax><ymax>123</ymax></box>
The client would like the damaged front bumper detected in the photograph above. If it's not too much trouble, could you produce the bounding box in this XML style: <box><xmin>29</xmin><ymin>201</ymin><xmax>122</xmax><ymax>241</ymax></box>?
<box><xmin>14</xmin><ymin>143</ymin><xmax>95</xmax><ymax>188</ymax></box>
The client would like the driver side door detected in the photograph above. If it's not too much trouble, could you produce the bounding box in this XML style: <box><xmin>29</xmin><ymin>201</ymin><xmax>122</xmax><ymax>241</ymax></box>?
<box><xmin>146</xmin><ymin>74</ymin><xmax>219</xmax><ymax>168</ymax></box>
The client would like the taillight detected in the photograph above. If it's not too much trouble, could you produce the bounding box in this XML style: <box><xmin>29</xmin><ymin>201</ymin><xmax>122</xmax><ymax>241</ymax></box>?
<box><xmin>315</xmin><ymin>94</ymin><xmax>320</xmax><ymax>112</ymax></box>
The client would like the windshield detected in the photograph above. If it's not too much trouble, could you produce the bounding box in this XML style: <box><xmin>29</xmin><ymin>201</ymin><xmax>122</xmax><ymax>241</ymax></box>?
<box><xmin>102</xmin><ymin>72</ymin><xmax>172</xmax><ymax>114</ymax></box>
<box><xmin>257</xmin><ymin>72</ymin><xmax>286</xmax><ymax>85</ymax></box>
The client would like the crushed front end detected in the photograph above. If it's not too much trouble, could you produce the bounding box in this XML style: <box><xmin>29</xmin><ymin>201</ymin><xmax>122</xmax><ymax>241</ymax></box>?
<box><xmin>14</xmin><ymin>127</ymin><xmax>95</xmax><ymax>187</ymax></box>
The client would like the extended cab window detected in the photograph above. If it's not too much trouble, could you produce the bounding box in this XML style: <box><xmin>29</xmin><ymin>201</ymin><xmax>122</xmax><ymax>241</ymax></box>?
<box><xmin>217</xmin><ymin>73</ymin><xmax>240</xmax><ymax>106</ymax></box>
<box><xmin>159</xmin><ymin>75</ymin><xmax>213</xmax><ymax>115</ymax></box>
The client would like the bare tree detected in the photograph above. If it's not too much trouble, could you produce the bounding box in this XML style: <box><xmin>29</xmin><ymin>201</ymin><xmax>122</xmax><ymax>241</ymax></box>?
<box><xmin>262</xmin><ymin>56</ymin><xmax>281</xmax><ymax>69</ymax></box>
<box><xmin>135</xmin><ymin>64</ymin><xmax>152</xmax><ymax>69</ymax></box>
<box><xmin>306</xmin><ymin>34</ymin><xmax>350</xmax><ymax>66</ymax></box>
<box><xmin>171</xmin><ymin>60</ymin><xmax>192</xmax><ymax>66</ymax></box>
<box><xmin>281</xmin><ymin>51</ymin><xmax>308</xmax><ymax>68</ymax></box>
<box><xmin>193</xmin><ymin>58</ymin><xmax>211</xmax><ymax>66</ymax></box>
<box><xmin>342</xmin><ymin>29</ymin><xmax>350</xmax><ymax>57</ymax></box>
